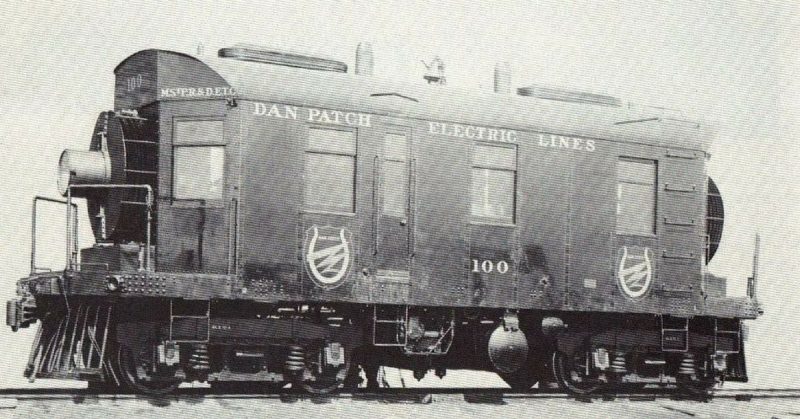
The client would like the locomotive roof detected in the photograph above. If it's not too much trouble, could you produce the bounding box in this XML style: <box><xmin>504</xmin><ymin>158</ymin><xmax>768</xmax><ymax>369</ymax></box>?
<box><xmin>123</xmin><ymin>50</ymin><xmax>713</xmax><ymax>152</ymax></box>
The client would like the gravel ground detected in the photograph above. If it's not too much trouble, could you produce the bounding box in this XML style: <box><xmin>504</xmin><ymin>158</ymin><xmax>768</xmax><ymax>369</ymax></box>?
<box><xmin>2</xmin><ymin>394</ymin><xmax>799</xmax><ymax>419</ymax></box>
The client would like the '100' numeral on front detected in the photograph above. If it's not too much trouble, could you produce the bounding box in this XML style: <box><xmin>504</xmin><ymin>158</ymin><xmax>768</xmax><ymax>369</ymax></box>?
<box><xmin>471</xmin><ymin>259</ymin><xmax>509</xmax><ymax>274</ymax></box>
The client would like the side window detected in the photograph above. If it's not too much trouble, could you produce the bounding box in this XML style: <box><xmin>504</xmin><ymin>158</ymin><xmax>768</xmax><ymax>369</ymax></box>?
<box><xmin>383</xmin><ymin>133</ymin><xmax>408</xmax><ymax>216</ymax></box>
<box><xmin>304</xmin><ymin>127</ymin><xmax>356</xmax><ymax>213</ymax></box>
<box><xmin>617</xmin><ymin>158</ymin><xmax>657</xmax><ymax>235</ymax></box>
<box><xmin>173</xmin><ymin>119</ymin><xmax>225</xmax><ymax>201</ymax></box>
<box><xmin>471</xmin><ymin>143</ymin><xmax>516</xmax><ymax>223</ymax></box>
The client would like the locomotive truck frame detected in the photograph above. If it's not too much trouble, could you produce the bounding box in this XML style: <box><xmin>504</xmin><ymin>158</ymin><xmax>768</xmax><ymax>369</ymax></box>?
<box><xmin>6</xmin><ymin>44</ymin><xmax>762</xmax><ymax>395</ymax></box>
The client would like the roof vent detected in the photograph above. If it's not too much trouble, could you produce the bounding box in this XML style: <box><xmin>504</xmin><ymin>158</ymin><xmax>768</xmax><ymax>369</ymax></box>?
<box><xmin>517</xmin><ymin>85</ymin><xmax>621</xmax><ymax>107</ymax></box>
<box><xmin>355</xmin><ymin>42</ymin><xmax>373</xmax><ymax>76</ymax></box>
<box><xmin>494</xmin><ymin>62</ymin><xmax>512</xmax><ymax>94</ymax></box>
<box><xmin>218</xmin><ymin>43</ymin><xmax>347</xmax><ymax>73</ymax></box>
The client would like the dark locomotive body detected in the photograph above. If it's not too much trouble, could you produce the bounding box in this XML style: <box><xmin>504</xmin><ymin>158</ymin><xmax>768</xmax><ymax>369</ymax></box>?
<box><xmin>6</xmin><ymin>46</ymin><xmax>761</xmax><ymax>394</ymax></box>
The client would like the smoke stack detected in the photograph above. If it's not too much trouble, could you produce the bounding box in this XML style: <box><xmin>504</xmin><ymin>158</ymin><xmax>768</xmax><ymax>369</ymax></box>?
<box><xmin>355</xmin><ymin>42</ymin><xmax>373</xmax><ymax>76</ymax></box>
<box><xmin>494</xmin><ymin>62</ymin><xmax>511</xmax><ymax>94</ymax></box>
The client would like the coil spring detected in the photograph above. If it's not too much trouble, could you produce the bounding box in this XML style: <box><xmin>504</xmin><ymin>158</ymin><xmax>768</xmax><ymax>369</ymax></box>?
<box><xmin>610</xmin><ymin>352</ymin><xmax>627</xmax><ymax>373</ymax></box>
<box><xmin>678</xmin><ymin>353</ymin><xmax>696</xmax><ymax>375</ymax></box>
<box><xmin>190</xmin><ymin>344</ymin><xmax>210</xmax><ymax>371</ymax></box>
<box><xmin>285</xmin><ymin>345</ymin><xmax>305</xmax><ymax>373</ymax></box>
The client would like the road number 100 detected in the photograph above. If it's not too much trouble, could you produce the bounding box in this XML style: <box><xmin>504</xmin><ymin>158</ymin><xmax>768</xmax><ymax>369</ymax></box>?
<box><xmin>471</xmin><ymin>259</ymin><xmax>509</xmax><ymax>274</ymax></box>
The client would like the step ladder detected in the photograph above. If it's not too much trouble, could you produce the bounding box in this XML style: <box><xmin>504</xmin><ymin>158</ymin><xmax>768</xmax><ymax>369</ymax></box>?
<box><xmin>714</xmin><ymin>318</ymin><xmax>741</xmax><ymax>353</ymax></box>
<box><xmin>170</xmin><ymin>300</ymin><xmax>210</xmax><ymax>343</ymax></box>
<box><xmin>372</xmin><ymin>305</ymin><xmax>407</xmax><ymax>347</ymax></box>
<box><xmin>661</xmin><ymin>316</ymin><xmax>689</xmax><ymax>352</ymax></box>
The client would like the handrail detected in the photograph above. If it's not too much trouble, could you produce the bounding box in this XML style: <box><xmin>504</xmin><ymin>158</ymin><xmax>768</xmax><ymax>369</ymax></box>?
<box><xmin>227</xmin><ymin>198</ymin><xmax>238</xmax><ymax>275</ymax></box>
<box><xmin>67</xmin><ymin>184</ymin><xmax>154</xmax><ymax>271</ymax></box>
<box><xmin>748</xmin><ymin>234</ymin><xmax>760</xmax><ymax>301</ymax></box>
<box><xmin>31</xmin><ymin>196</ymin><xmax>78</xmax><ymax>274</ymax></box>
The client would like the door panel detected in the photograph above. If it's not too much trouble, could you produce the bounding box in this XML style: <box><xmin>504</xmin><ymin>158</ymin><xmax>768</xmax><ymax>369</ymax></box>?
<box><xmin>157</xmin><ymin>104</ymin><xmax>231</xmax><ymax>274</ymax></box>
<box><xmin>412</xmin><ymin>129</ymin><xmax>470</xmax><ymax>306</ymax></box>
<box><xmin>373</xmin><ymin>127</ymin><xmax>412</xmax><ymax>303</ymax></box>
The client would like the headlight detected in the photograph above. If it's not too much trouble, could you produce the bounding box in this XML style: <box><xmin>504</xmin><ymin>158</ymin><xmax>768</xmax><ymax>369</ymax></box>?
<box><xmin>106</xmin><ymin>275</ymin><xmax>123</xmax><ymax>292</ymax></box>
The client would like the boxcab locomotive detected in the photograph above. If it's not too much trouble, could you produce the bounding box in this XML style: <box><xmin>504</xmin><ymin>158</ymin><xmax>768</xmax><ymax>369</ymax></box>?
<box><xmin>6</xmin><ymin>43</ymin><xmax>762</xmax><ymax>394</ymax></box>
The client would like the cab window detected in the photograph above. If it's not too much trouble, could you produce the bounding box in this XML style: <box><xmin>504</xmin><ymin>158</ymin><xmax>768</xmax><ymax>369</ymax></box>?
<box><xmin>617</xmin><ymin>158</ymin><xmax>657</xmax><ymax>235</ymax></box>
<box><xmin>471</xmin><ymin>143</ymin><xmax>516</xmax><ymax>223</ymax></box>
<box><xmin>173</xmin><ymin>119</ymin><xmax>225</xmax><ymax>201</ymax></box>
<box><xmin>304</xmin><ymin>127</ymin><xmax>357</xmax><ymax>213</ymax></box>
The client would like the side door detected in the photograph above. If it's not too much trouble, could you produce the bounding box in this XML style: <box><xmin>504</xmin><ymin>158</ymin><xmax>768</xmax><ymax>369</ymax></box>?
<box><xmin>158</xmin><ymin>109</ymin><xmax>232</xmax><ymax>275</ymax></box>
<box><xmin>372</xmin><ymin>126</ymin><xmax>413</xmax><ymax>303</ymax></box>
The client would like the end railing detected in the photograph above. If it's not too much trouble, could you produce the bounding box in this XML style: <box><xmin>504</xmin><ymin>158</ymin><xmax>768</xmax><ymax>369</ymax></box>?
<box><xmin>65</xmin><ymin>184</ymin><xmax>154</xmax><ymax>272</ymax></box>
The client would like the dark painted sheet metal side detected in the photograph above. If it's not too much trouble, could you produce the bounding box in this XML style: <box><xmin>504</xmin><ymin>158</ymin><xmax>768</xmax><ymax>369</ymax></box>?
<box><xmin>515</xmin><ymin>133</ymin><xmax>569</xmax><ymax>310</ymax></box>
<box><xmin>411</xmin><ymin>126</ymin><xmax>470</xmax><ymax>306</ymax></box>
<box><xmin>238</xmin><ymin>109</ymin><xmax>304</xmax><ymax>299</ymax></box>
<box><xmin>567</xmin><ymin>140</ymin><xmax>617</xmax><ymax>312</ymax></box>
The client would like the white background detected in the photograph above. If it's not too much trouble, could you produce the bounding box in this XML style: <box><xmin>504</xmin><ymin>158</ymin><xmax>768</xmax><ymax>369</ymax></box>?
<box><xmin>0</xmin><ymin>0</ymin><xmax>797</xmax><ymax>389</ymax></box>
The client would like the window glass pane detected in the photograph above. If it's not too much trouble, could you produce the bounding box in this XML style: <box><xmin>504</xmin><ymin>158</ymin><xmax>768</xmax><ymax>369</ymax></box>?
<box><xmin>384</xmin><ymin>160</ymin><xmax>408</xmax><ymax>216</ymax></box>
<box><xmin>174</xmin><ymin>146</ymin><xmax>225</xmax><ymax>200</ymax></box>
<box><xmin>384</xmin><ymin>134</ymin><xmax>407</xmax><ymax>161</ymax></box>
<box><xmin>175</xmin><ymin>120</ymin><xmax>224</xmax><ymax>145</ymax></box>
<box><xmin>304</xmin><ymin>153</ymin><xmax>355</xmax><ymax>212</ymax></box>
<box><xmin>616</xmin><ymin>158</ymin><xmax>656</xmax><ymax>234</ymax></box>
<box><xmin>473</xmin><ymin>144</ymin><xmax>516</xmax><ymax>169</ymax></box>
<box><xmin>471</xmin><ymin>168</ymin><xmax>514</xmax><ymax>221</ymax></box>
<box><xmin>617</xmin><ymin>182</ymin><xmax>655</xmax><ymax>234</ymax></box>
<box><xmin>618</xmin><ymin>159</ymin><xmax>655</xmax><ymax>184</ymax></box>
<box><xmin>308</xmin><ymin>128</ymin><xmax>355</xmax><ymax>155</ymax></box>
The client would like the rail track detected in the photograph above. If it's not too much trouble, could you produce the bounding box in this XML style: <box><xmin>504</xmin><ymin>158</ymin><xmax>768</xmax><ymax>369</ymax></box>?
<box><xmin>1</xmin><ymin>387</ymin><xmax>798</xmax><ymax>403</ymax></box>
<box><xmin>2</xmin><ymin>387</ymin><xmax>799</xmax><ymax>419</ymax></box>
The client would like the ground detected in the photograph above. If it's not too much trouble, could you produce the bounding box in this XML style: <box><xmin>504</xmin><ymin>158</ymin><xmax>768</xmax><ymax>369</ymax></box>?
<box><xmin>2</xmin><ymin>393</ymin><xmax>799</xmax><ymax>419</ymax></box>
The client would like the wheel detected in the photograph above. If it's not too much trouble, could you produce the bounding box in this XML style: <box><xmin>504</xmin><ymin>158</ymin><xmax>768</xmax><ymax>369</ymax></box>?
<box><xmin>210</xmin><ymin>381</ymin><xmax>287</xmax><ymax>394</ymax></box>
<box><xmin>117</xmin><ymin>345</ymin><xmax>182</xmax><ymax>395</ymax></box>
<box><xmin>498</xmin><ymin>359</ymin><xmax>540</xmax><ymax>392</ymax></box>
<box><xmin>499</xmin><ymin>370</ymin><xmax>539</xmax><ymax>392</ymax></box>
<box><xmin>552</xmin><ymin>351</ymin><xmax>603</xmax><ymax>395</ymax></box>
<box><xmin>87</xmin><ymin>380</ymin><xmax>121</xmax><ymax>394</ymax></box>
<box><xmin>291</xmin><ymin>343</ymin><xmax>350</xmax><ymax>394</ymax></box>
<box><xmin>676</xmin><ymin>353</ymin><xmax>716</xmax><ymax>396</ymax></box>
<box><xmin>676</xmin><ymin>375</ymin><xmax>716</xmax><ymax>396</ymax></box>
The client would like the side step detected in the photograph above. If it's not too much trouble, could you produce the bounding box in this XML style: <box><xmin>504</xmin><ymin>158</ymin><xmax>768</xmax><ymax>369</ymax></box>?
<box><xmin>714</xmin><ymin>318</ymin><xmax>741</xmax><ymax>353</ymax></box>
<box><xmin>372</xmin><ymin>305</ymin><xmax>407</xmax><ymax>347</ymax></box>
<box><xmin>661</xmin><ymin>316</ymin><xmax>689</xmax><ymax>352</ymax></box>
<box><xmin>170</xmin><ymin>300</ymin><xmax>210</xmax><ymax>343</ymax></box>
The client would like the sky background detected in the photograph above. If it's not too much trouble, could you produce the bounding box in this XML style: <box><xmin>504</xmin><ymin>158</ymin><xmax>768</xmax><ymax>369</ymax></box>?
<box><xmin>0</xmin><ymin>0</ymin><xmax>797</xmax><ymax>388</ymax></box>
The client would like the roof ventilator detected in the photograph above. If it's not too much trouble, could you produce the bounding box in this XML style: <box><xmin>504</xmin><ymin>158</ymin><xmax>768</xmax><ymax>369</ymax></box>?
<box><xmin>218</xmin><ymin>43</ymin><xmax>347</xmax><ymax>73</ymax></box>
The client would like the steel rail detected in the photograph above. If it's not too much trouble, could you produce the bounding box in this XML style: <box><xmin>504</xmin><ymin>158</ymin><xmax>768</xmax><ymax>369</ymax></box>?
<box><xmin>1</xmin><ymin>387</ymin><xmax>799</xmax><ymax>399</ymax></box>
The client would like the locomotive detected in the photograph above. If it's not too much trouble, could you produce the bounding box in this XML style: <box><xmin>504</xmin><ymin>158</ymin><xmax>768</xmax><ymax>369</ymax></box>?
<box><xmin>6</xmin><ymin>43</ymin><xmax>762</xmax><ymax>395</ymax></box>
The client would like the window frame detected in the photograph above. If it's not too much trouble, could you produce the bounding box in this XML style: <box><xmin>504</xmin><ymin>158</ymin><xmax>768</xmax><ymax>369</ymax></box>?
<box><xmin>302</xmin><ymin>125</ymin><xmax>358</xmax><ymax>215</ymax></box>
<box><xmin>171</xmin><ymin>117</ymin><xmax>227</xmax><ymax>207</ymax></box>
<box><xmin>615</xmin><ymin>157</ymin><xmax>658</xmax><ymax>236</ymax></box>
<box><xmin>469</xmin><ymin>142</ymin><xmax>518</xmax><ymax>225</ymax></box>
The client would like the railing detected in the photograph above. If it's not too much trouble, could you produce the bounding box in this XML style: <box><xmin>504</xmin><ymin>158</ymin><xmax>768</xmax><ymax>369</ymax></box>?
<box><xmin>747</xmin><ymin>234</ymin><xmax>760</xmax><ymax>300</ymax></box>
<box><xmin>227</xmin><ymin>198</ymin><xmax>239</xmax><ymax>275</ymax></box>
<box><xmin>31</xmin><ymin>197</ymin><xmax>78</xmax><ymax>275</ymax></box>
<box><xmin>66</xmin><ymin>184</ymin><xmax>154</xmax><ymax>271</ymax></box>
